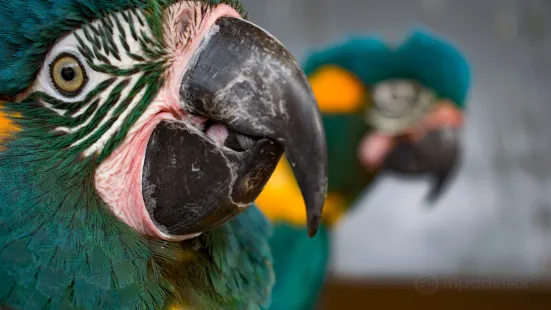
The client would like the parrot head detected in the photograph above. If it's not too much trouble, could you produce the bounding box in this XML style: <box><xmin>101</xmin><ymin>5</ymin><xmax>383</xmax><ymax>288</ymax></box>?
<box><xmin>304</xmin><ymin>32</ymin><xmax>469</xmax><ymax>204</ymax></box>
<box><xmin>0</xmin><ymin>0</ymin><xmax>327</xmax><ymax>308</ymax></box>
<box><xmin>361</xmin><ymin>78</ymin><xmax>463</xmax><ymax>203</ymax></box>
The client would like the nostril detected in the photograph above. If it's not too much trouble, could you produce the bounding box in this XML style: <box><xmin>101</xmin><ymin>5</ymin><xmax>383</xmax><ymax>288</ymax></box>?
<box><xmin>175</xmin><ymin>9</ymin><xmax>194</xmax><ymax>41</ymax></box>
<box><xmin>178</xmin><ymin>19</ymin><xmax>190</xmax><ymax>35</ymax></box>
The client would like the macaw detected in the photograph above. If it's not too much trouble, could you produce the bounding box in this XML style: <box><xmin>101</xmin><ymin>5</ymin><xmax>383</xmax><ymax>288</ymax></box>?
<box><xmin>257</xmin><ymin>31</ymin><xmax>470</xmax><ymax>310</ymax></box>
<box><xmin>0</xmin><ymin>1</ymin><xmax>329</xmax><ymax>309</ymax></box>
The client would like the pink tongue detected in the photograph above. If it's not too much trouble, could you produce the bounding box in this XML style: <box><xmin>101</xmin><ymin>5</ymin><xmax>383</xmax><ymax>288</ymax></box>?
<box><xmin>205</xmin><ymin>124</ymin><xmax>229</xmax><ymax>146</ymax></box>
<box><xmin>358</xmin><ymin>132</ymin><xmax>396</xmax><ymax>171</ymax></box>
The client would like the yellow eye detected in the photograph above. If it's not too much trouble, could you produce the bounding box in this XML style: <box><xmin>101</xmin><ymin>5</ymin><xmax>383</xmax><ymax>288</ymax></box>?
<box><xmin>50</xmin><ymin>53</ymin><xmax>87</xmax><ymax>97</ymax></box>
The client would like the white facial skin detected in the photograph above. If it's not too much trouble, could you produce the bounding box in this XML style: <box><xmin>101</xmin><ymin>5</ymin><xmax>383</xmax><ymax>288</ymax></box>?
<box><xmin>372</xmin><ymin>79</ymin><xmax>418</xmax><ymax>116</ymax></box>
<box><xmin>367</xmin><ymin>79</ymin><xmax>433</xmax><ymax>134</ymax></box>
<box><xmin>17</xmin><ymin>1</ymin><xmax>242</xmax><ymax>241</ymax></box>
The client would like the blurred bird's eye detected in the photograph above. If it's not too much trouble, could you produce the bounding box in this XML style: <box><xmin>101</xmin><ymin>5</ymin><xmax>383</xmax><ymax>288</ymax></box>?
<box><xmin>372</xmin><ymin>84</ymin><xmax>415</xmax><ymax>117</ymax></box>
<box><xmin>49</xmin><ymin>53</ymin><xmax>87</xmax><ymax>97</ymax></box>
<box><xmin>365</xmin><ymin>80</ymin><xmax>435</xmax><ymax>134</ymax></box>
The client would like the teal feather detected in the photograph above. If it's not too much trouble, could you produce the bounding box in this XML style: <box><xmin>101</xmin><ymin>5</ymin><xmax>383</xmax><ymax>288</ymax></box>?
<box><xmin>0</xmin><ymin>134</ymin><xmax>274</xmax><ymax>308</ymax></box>
<box><xmin>303</xmin><ymin>29</ymin><xmax>471</xmax><ymax>109</ymax></box>
<box><xmin>263</xmin><ymin>224</ymin><xmax>329</xmax><ymax>310</ymax></box>
<box><xmin>0</xmin><ymin>136</ymin><xmax>170</xmax><ymax>309</ymax></box>
<box><xmin>267</xmin><ymin>30</ymin><xmax>471</xmax><ymax>310</ymax></box>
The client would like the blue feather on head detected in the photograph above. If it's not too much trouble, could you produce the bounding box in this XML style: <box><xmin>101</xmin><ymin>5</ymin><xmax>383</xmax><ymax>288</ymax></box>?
<box><xmin>302</xmin><ymin>29</ymin><xmax>471</xmax><ymax>108</ymax></box>
<box><xmin>0</xmin><ymin>0</ymin><xmax>140</xmax><ymax>95</ymax></box>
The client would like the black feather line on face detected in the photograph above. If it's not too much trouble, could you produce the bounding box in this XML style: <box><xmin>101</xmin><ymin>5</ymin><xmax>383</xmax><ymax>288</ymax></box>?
<box><xmin>13</xmin><ymin>0</ymin><xmax>249</xmax><ymax>164</ymax></box>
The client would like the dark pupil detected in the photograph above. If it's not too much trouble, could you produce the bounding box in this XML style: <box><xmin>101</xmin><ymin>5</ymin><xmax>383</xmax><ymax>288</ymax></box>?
<box><xmin>61</xmin><ymin>66</ymin><xmax>76</xmax><ymax>81</ymax></box>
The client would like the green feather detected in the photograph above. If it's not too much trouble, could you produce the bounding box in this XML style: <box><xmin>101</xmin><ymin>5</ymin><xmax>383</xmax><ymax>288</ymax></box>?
<box><xmin>323</xmin><ymin>114</ymin><xmax>374</xmax><ymax>204</ymax></box>
<box><xmin>262</xmin><ymin>224</ymin><xmax>329</xmax><ymax>310</ymax></box>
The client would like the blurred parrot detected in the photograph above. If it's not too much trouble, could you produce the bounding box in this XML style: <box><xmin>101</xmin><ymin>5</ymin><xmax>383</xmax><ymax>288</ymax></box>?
<box><xmin>0</xmin><ymin>1</ymin><xmax>329</xmax><ymax>309</ymax></box>
<box><xmin>257</xmin><ymin>31</ymin><xmax>471</xmax><ymax>310</ymax></box>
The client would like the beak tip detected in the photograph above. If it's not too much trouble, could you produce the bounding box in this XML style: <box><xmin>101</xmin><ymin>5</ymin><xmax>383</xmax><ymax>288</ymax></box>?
<box><xmin>306</xmin><ymin>200</ymin><xmax>325</xmax><ymax>237</ymax></box>
<box><xmin>424</xmin><ymin>195</ymin><xmax>440</xmax><ymax>208</ymax></box>
<box><xmin>307</xmin><ymin>219</ymin><xmax>320</xmax><ymax>237</ymax></box>
<box><xmin>306</xmin><ymin>177</ymin><xmax>328</xmax><ymax>238</ymax></box>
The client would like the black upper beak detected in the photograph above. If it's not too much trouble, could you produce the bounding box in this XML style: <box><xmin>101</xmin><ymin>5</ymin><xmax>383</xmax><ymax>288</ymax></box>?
<box><xmin>141</xmin><ymin>17</ymin><xmax>327</xmax><ymax>238</ymax></box>
<box><xmin>382</xmin><ymin>127</ymin><xmax>461</xmax><ymax>204</ymax></box>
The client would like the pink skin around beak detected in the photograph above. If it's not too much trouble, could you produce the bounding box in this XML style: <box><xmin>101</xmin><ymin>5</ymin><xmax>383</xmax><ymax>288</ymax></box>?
<box><xmin>358</xmin><ymin>100</ymin><xmax>464</xmax><ymax>171</ymax></box>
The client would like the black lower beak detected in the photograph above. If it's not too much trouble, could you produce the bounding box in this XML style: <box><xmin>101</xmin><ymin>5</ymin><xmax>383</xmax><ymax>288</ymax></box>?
<box><xmin>142</xmin><ymin>17</ymin><xmax>327</xmax><ymax>238</ymax></box>
<box><xmin>382</xmin><ymin>127</ymin><xmax>461</xmax><ymax>204</ymax></box>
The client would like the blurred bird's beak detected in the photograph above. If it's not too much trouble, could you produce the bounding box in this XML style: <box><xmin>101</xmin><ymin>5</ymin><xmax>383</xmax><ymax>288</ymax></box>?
<box><xmin>358</xmin><ymin>100</ymin><xmax>463</xmax><ymax>203</ymax></box>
